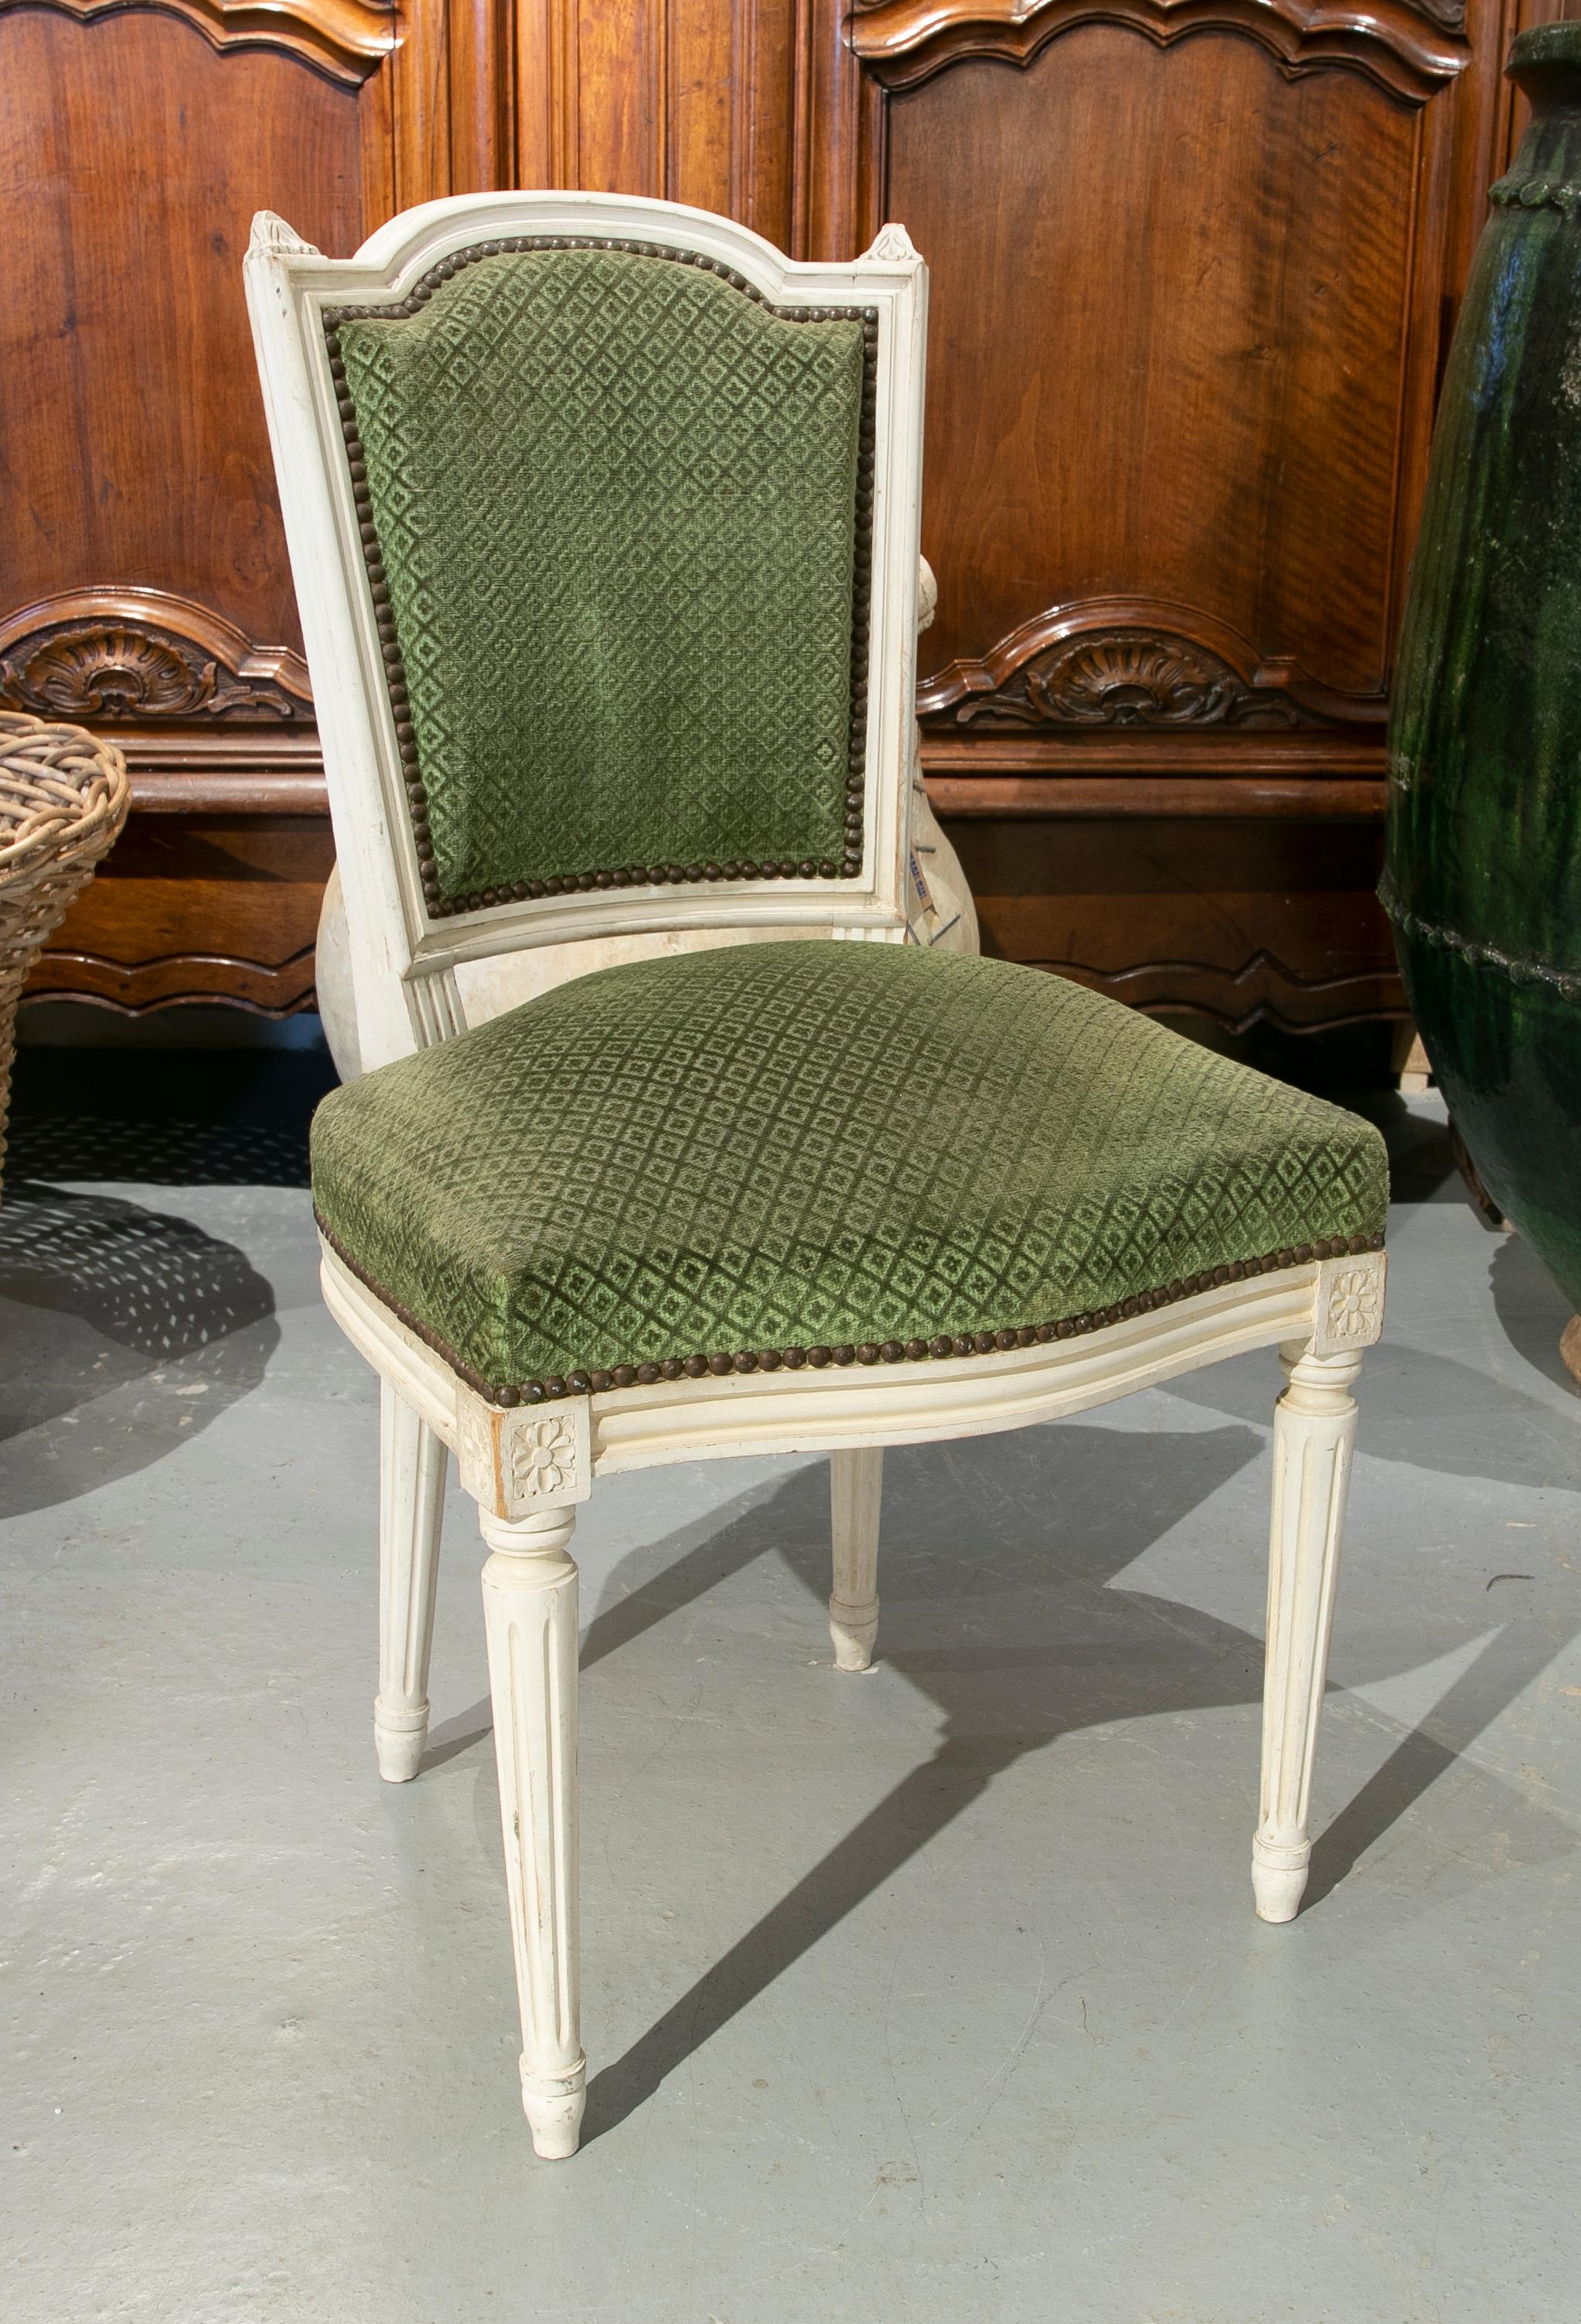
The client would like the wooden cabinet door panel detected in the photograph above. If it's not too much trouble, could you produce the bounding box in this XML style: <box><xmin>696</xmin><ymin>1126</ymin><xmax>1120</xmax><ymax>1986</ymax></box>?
<box><xmin>890</xmin><ymin>26</ymin><xmax>1425</xmax><ymax>711</ymax></box>
<box><xmin>11</xmin><ymin>0</ymin><xmax>1536</xmax><ymax>1028</ymax></box>
<box><xmin>2</xmin><ymin>10</ymin><xmax>364</xmax><ymax>651</ymax></box>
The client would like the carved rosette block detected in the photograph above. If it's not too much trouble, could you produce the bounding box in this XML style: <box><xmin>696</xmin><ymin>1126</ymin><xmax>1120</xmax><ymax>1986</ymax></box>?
<box><xmin>1311</xmin><ymin>1250</ymin><xmax>1387</xmax><ymax>1356</ymax></box>
<box><xmin>457</xmin><ymin>1397</ymin><xmax>592</xmax><ymax>1521</ymax></box>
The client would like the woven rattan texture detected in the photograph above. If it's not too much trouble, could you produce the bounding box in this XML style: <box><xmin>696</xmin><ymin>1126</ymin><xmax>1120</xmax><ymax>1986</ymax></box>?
<box><xmin>311</xmin><ymin>942</ymin><xmax>1390</xmax><ymax>1401</ymax></box>
<box><xmin>0</xmin><ymin>713</ymin><xmax>130</xmax><ymax>1183</ymax></box>
<box><xmin>328</xmin><ymin>244</ymin><xmax>873</xmax><ymax>915</ymax></box>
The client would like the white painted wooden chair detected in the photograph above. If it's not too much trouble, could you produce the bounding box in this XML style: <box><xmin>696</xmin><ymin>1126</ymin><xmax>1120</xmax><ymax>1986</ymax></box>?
<box><xmin>246</xmin><ymin>191</ymin><xmax>1387</xmax><ymax>2160</ymax></box>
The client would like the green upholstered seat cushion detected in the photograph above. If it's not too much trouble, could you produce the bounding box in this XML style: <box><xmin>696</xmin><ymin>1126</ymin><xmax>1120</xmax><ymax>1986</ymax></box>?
<box><xmin>312</xmin><ymin>942</ymin><xmax>1387</xmax><ymax>1398</ymax></box>
<box><xmin>333</xmin><ymin>250</ymin><xmax>865</xmax><ymax>906</ymax></box>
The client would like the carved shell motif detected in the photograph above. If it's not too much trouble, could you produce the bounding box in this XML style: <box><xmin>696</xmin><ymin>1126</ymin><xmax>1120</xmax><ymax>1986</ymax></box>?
<box><xmin>0</xmin><ymin>624</ymin><xmax>301</xmax><ymax>722</ymax></box>
<box><xmin>957</xmin><ymin>628</ymin><xmax>1299</xmax><ymax>730</ymax></box>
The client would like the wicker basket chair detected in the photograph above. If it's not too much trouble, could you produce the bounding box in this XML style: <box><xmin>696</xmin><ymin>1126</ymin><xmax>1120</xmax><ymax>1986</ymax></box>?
<box><xmin>0</xmin><ymin>711</ymin><xmax>131</xmax><ymax>1184</ymax></box>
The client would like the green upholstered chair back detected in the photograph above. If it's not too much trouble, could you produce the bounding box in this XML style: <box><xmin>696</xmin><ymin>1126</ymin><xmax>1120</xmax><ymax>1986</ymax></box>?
<box><xmin>325</xmin><ymin>242</ymin><xmax>875</xmax><ymax>917</ymax></box>
<box><xmin>247</xmin><ymin>196</ymin><xmax>926</xmax><ymax>1070</ymax></box>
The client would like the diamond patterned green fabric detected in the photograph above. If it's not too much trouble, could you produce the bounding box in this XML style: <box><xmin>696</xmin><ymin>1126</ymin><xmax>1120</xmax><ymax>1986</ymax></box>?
<box><xmin>311</xmin><ymin>943</ymin><xmax>1388</xmax><ymax>1394</ymax></box>
<box><xmin>335</xmin><ymin>251</ymin><xmax>864</xmax><ymax>903</ymax></box>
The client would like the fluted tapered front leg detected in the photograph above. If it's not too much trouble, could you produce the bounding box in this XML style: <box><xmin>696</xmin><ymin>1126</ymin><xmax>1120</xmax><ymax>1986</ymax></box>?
<box><xmin>1254</xmin><ymin>1342</ymin><xmax>1363</xmax><ymax>1923</ymax></box>
<box><xmin>375</xmin><ymin>1380</ymin><xmax>446</xmax><ymax>1782</ymax></box>
<box><xmin>829</xmin><ymin>1447</ymin><xmax>882</xmax><ymax>1671</ymax></box>
<box><xmin>480</xmin><ymin>1506</ymin><xmax>584</xmax><ymax>2158</ymax></box>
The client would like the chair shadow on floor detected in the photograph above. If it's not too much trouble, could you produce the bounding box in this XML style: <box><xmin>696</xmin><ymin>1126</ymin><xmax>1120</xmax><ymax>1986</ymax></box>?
<box><xmin>510</xmin><ymin>1387</ymin><xmax>1575</xmax><ymax>2147</ymax></box>
<box><xmin>0</xmin><ymin>1180</ymin><xmax>278</xmax><ymax>1516</ymax></box>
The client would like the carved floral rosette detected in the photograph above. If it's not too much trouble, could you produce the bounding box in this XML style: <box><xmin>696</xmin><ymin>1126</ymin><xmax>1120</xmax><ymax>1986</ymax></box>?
<box><xmin>1312</xmin><ymin>1250</ymin><xmax>1387</xmax><ymax>1354</ymax></box>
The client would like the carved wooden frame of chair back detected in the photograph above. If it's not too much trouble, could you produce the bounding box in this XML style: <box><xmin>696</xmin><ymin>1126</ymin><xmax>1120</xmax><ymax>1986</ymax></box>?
<box><xmin>246</xmin><ymin>193</ymin><xmax>930</xmax><ymax>1074</ymax></box>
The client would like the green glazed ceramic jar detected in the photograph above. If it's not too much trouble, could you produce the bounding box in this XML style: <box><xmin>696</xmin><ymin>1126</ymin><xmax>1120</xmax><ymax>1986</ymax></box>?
<box><xmin>1385</xmin><ymin>22</ymin><xmax>1581</xmax><ymax>1325</ymax></box>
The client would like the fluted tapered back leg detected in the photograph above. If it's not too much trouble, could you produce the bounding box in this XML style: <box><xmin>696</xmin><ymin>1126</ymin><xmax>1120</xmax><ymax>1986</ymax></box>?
<box><xmin>1255</xmin><ymin>1343</ymin><xmax>1363</xmax><ymax>1923</ymax></box>
<box><xmin>479</xmin><ymin>1506</ymin><xmax>585</xmax><ymax>2158</ymax></box>
<box><xmin>374</xmin><ymin>1380</ymin><xmax>447</xmax><ymax>1782</ymax></box>
<box><xmin>830</xmin><ymin>1447</ymin><xmax>883</xmax><ymax>1672</ymax></box>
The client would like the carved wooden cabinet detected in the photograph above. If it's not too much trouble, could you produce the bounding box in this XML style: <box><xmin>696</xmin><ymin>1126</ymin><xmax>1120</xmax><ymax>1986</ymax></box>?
<box><xmin>4</xmin><ymin>0</ymin><xmax>1563</xmax><ymax>1029</ymax></box>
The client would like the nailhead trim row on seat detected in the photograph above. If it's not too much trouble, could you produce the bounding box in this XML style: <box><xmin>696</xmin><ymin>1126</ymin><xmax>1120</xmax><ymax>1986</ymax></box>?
<box><xmin>316</xmin><ymin>1211</ymin><xmax>1385</xmax><ymax>1409</ymax></box>
<box><xmin>321</xmin><ymin>237</ymin><xmax>879</xmax><ymax>917</ymax></box>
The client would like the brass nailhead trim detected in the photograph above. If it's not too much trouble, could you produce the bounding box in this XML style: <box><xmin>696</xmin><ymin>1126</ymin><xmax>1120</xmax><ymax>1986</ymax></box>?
<box><xmin>314</xmin><ymin>1214</ymin><xmax>1383</xmax><ymax>1411</ymax></box>
<box><xmin>324</xmin><ymin>239</ymin><xmax>879</xmax><ymax>916</ymax></box>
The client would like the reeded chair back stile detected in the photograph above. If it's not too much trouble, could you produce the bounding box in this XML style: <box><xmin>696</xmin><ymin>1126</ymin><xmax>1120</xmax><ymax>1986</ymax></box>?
<box><xmin>246</xmin><ymin>194</ymin><xmax>1389</xmax><ymax>2161</ymax></box>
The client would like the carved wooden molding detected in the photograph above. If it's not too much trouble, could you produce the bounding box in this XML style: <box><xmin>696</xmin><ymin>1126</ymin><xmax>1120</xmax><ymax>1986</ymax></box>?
<box><xmin>250</xmin><ymin>210</ymin><xmax>324</xmax><ymax>258</ymax></box>
<box><xmin>0</xmin><ymin>590</ymin><xmax>312</xmax><ymax>724</ymax></box>
<box><xmin>950</xmin><ymin>629</ymin><xmax>1303</xmax><ymax>731</ymax></box>
<box><xmin>849</xmin><ymin>0</ymin><xmax>1468</xmax><ymax>101</ymax></box>
<box><xmin>0</xmin><ymin>0</ymin><xmax>397</xmax><ymax>85</ymax></box>
<box><xmin>27</xmin><ymin>938</ymin><xmax>320</xmax><ymax>1014</ymax></box>
<box><xmin>918</xmin><ymin>597</ymin><xmax>1387</xmax><ymax>730</ymax></box>
<box><xmin>1053</xmin><ymin>947</ymin><xmax>1405</xmax><ymax>1033</ymax></box>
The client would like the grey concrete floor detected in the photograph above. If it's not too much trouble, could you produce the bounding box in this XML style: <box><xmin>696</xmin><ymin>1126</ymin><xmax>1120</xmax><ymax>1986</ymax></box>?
<box><xmin>3</xmin><ymin>1091</ymin><xmax>1579</xmax><ymax>2322</ymax></box>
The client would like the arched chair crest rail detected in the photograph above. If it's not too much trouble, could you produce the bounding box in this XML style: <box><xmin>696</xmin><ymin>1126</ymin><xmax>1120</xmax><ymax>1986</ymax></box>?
<box><xmin>246</xmin><ymin>191</ymin><xmax>1387</xmax><ymax>2161</ymax></box>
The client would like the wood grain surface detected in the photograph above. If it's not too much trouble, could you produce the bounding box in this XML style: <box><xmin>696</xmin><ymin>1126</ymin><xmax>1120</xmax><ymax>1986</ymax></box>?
<box><xmin>6</xmin><ymin>0</ymin><xmax>1565</xmax><ymax>1023</ymax></box>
